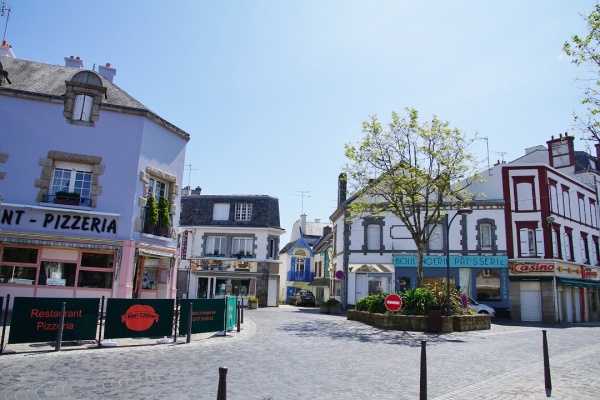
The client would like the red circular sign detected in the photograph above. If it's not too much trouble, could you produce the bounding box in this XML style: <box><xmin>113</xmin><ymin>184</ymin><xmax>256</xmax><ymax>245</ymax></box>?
<box><xmin>384</xmin><ymin>294</ymin><xmax>402</xmax><ymax>312</ymax></box>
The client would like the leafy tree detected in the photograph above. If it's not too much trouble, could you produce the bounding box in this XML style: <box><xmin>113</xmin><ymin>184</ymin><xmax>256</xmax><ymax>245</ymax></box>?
<box><xmin>343</xmin><ymin>108</ymin><xmax>482</xmax><ymax>287</ymax></box>
<box><xmin>564</xmin><ymin>3</ymin><xmax>600</xmax><ymax>142</ymax></box>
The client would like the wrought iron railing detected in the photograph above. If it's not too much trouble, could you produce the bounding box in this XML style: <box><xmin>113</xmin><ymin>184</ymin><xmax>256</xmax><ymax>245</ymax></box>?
<box><xmin>287</xmin><ymin>271</ymin><xmax>315</xmax><ymax>282</ymax></box>
<box><xmin>142</xmin><ymin>207</ymin><xmax>173</xmax><ymax>238</ymax></box>
<box><xmin>42</xmin><ymin>194</ymin><xmax>92</xmax><ymax>207</ymax></box>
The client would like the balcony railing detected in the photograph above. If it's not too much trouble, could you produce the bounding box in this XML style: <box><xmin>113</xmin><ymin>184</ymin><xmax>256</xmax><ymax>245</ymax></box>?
<box><xmin>142</xmin><ymin>207</ymin><xmax>173</xmax><ymax>238</ymax></box>
<box><xmin>42</xmin><ymin>194</ymin><xmax>92</xmax><ymax>207</ymax></box>
<box><xmin>287</xmin><ymin>271</ymin><xmax>315</xmax><ymax>282</ymax></box>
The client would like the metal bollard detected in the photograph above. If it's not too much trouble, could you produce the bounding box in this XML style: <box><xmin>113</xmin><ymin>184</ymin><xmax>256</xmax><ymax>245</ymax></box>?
<box><xmin>542</xmin><ymin>330</ymin><xmax>552</xmax><ymax>394</ymax></box>
<box><xmin>420</xmin><ymin>340</ymin><xmax>427</xmax><ymax>400</ymax></box>
<box><xmin>217</xmin><ymin>366</ymin><xmax>228</xmax><ymax>400</ymax></box>
<box><xmin>186</xmin><ymin>303</ymin><xmax>193</xmax><ymax>343</ymax></box>
<box><xmin>237</xmin><ymin>301</ymin><xmax>241</xmax><ymax>333</ymax></box>
<box><xmin>55</xmin><ymin>302</ymin><xmax>66</xmax><ymax>352</ymax></box>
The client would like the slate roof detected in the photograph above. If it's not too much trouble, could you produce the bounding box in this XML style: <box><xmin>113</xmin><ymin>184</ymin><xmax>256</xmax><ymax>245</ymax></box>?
<box><xmin>179</xmin><ymin>195</ymin><xmax>283</xmax><ymax>229</ymax></box>
<box><xmin>0</xmin><ymin>56</ymin><xmax>189</xmax><ymax>139</ymax></box>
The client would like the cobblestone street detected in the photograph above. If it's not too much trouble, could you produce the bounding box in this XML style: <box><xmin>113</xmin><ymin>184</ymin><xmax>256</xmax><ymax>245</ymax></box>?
<box><xmin>1</xmin><ymin>305</ymin><xmax>599</xmax><ymax>399</ymax></box>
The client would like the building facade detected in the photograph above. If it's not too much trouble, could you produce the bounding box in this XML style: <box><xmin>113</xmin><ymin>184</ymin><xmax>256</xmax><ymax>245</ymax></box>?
<box><xmin>0</xmin><ymin>44</ymin><xmax>189</xmax><ymax>306</ymax></box>
<box><xmin>178</xmin><ymin>192</ymin><xmax>284</xmax><ymax>307</ymax></box>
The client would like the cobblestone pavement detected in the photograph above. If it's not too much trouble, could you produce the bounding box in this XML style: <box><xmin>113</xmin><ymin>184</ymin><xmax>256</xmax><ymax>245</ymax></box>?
<box><xmin>1</xmin><ymin>305</ymin><xmax>599</xmax><ymax>399</ymax></box>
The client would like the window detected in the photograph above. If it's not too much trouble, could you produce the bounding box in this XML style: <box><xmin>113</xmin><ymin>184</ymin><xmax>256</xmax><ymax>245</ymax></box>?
<box><xmin>267</xmin><ymin>238</ymin><xmax>277</xmax><ymax>259</ymax></box>
<box><xmin>206</xmin><ymin>236</ymin><xmax>227</xmax><ymax>256</ymax></box>
<box><xmin>38</xmin><ymin>261</ymin><xmax>76</xmax><ymax>287</ymax></box>
<box><xmin>580</xmin><ymin>233</ymin><xmax>590</xmax><ymax>264</ymax></box>
<box><xmin>213</xmin><ymin>203</ymin><xmax>230</xmax><ymax>221</ymax></box>
<box><xmin>517</xmin><ymin>224</ymin><xmax>543</xmax><ymax>257</ymax></box>
<box><xmin>578</xmin><ymin>193</ymin><xmax>587</xmax><ymax>224</ymax></box>
<box><xmin>564</xmin><ymin>228</ymin><xmax>574</xmax><ymax>261</ymax></box>
<box><xmin>73</xmin><ymin>94</ymin><xmax>94</xmax><ymax>121</ymax></box>
<box><xmin>77</xmin><ymin>252</ymin><xmax>114</xmax><ymax>289</ymax></box>
<box><xmin>366</xmin><ymin>224</ymin><xmax>381</xmax><ymax>251</ymax></box>
<box><xmin>514</xmin><ymin>177</ymin><xmax>535</xmax><ymax>211</ymax></box>
<box><xmin>148</xmin><ymin>177</ymin><xmax>168</xmax><ymax>203</ymax></box>
<box><xmin>593</xmin><ymin>236</ymin><xmax>600</xmax><ymax>266</ymax></box>
<box><xmin>235</xmin><ymin>203</ymin><xmax>252</xmax><ymax>221</ymax></box>
<box><xmin>232</xmin><ymin>237</ymin><xmax>253</xmax><ymax>257</ymax></box>
<box><xmin>549</xmin><ymin>181</ymin><xmax>560</xmax><ymax>214</ymax></box>
<box><xmin>50</xmin><ymin>162</ymin><xmax>93</xmax><ymax>204</ymax></box>
<box><xmin>294</xmin><ymin>257</ymin><xmax>306</xmax><ymax>273</ymax></box>
<box><xmin>552</xmin><ymin>227</ymin><xmax>562</xmax><ymax>259</ymax></box>
<box><xmin>475</xmin><ymin>269</ymin><xmax>501</xmax><ymax>301</ymax></box>
<box><xmin>562</xmin><ymin>186</ymin><xmax>571</xmax><ymax>219</ymax></box>
<box><xmin>479</xmin><ymin>223</ymin><xmax>492</xmax><ymax>250</ymax></box>
<box><xmin>0</xmin><ymin>246</ymin><xmax>39</xmax><ymax>285</ymax></box>
<box><xmin>590</xmin><ymin>200</ymin><xmax>597</xmax><ymax>227</ymax></box>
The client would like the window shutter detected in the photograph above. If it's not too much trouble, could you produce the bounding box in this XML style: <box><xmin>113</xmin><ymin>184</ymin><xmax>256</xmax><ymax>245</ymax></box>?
<box><xmin>367</xmin><ymin>224</ymin><xmax>380</xmax><ymax>251</ymax></box>
<box><xmin>592</xmin><ymin>241</ymin><xmax>598</xmax><ymax>265</ymax></box>
<box><xmin>291</xmin><ymin>257</ymin><xmax>296</xmax><ymax>271</ymax></box>
<box><xmin>535</xmin><ymin>228</ymin><xmax>544</xmax><ymax>257</ymax></box>
<box><xmin>213</xmin><ymin>203</ymin><xmax>230</xmax><ymax>221</ymax></box>
<box><xmin>519</xmin><ymin>228</ymin><xmax>528</xmax><ymax>256</ymax></box>
<box><xmin>305</xmin><ymin>258</ymin><xmax>311</xmax><ymax>273</ymax></box>
<box><xmin>564</xmin><ymin>233</ymin><xmax>572</xmax><ymax>260</ymax></box>
<box><xmin>552</xmin><ymin>230</ymin><xmax>558</xmax><ymax>258</ymax></box>
<box><xmin>580</xmin><ymin>237</ymin><xmax>587</xmax><ymax>263</ymax></box>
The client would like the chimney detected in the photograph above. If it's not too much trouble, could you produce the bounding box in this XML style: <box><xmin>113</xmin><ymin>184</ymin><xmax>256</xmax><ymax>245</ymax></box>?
<box><xmin>181</xmin><ymin>186</ymin><xmax>191</xmax><ymax>196</ymax></box>
<box><xmin>64</xmin><ymin>55</ymin><xmax>84</xmax><ymax>69</ymax></box>
<box><xmin>323</xmin><ymin>226</ymin><xmax>332</xmax><ymax>236</ymax></box>
<box><xmin>300</xmin><ymin>214</ymin><xmax>307</xmax><ymax>237</ymax></box>
<box><xmin>0</xmin><ymin>40</ymin><xmax>15</xmax><ymax>57</ymax></box>
<box><xmin>315</xmin><ymin>219</ymin><xmax>321</xmax><ymax>223</ymax></box>
<box><xmin>191</xmin><ymin>186</ymin><xmax>202</xmax><ymax>196</ymax></box>
<box><xmin>337</xmin><ymin>173</ymin><xmax>347</xmax><ymax>206</ymax></box>
<box><xmin>98</xmin><ymin>63</ymin><xmax>116</xmax><ymax>83</ymax></box>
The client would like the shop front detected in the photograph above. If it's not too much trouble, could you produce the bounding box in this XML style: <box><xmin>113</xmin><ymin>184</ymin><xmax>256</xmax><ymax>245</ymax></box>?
<box><xmin>393</xmin><ymin>254</ymin><xmax>510</xmax><ymax>315</ymax></box>
<box><xmin>347</xmin><ymin>264</ymin><xmax>394</xmax><ymax>305</ymax></box>
<box><xmin>555</xmin><ymin>264</ymin><xmax>600</xmax><ymax>323</ymax></box>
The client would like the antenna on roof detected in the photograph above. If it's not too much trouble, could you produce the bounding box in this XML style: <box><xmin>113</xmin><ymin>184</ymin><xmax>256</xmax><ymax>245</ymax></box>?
<box><xmin>292</xmin><ymin>190</ymin><xmax>310</xmax><ymax>214</ymax></box>
<box><xmin>493</xmin><ymin>151</ymin><xmax>507</xmax><ymax>163</ymax></box>
<box><xmin>1</xmin><ymin>1</ymin><xmax>11</xmax><ymax>44</ymax></box>
<box><xmin>185</xmin><ymin>164</ymin><xmax>199</xmax><ymax>187</ymax></box>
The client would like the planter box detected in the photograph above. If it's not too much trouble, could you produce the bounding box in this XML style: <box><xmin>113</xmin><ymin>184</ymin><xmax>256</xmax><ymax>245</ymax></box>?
<box><xmin>248</xmin><ymin>302</ymin><xmax>258</xmax><ymax>309</ymax></box>
<box><xmin>54</xmin><ymin>198</ymin><xmax>80</xmax><ymax>206</ymax></box>
<box><xmin>347</xmin><ymin>310</ymin><xmax>490</xmax><ymax>333</ymax></box>
<box><xmin>319</xmin><ymin>304</ymin><xmax>342</xmax><ymax>314</ymax></box>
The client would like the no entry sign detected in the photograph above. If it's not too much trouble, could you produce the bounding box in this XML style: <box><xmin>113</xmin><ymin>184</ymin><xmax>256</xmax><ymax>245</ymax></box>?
<box><xmin>384</xmin><ymin>294</ymin><xmax>402</xmax><ymax>312</ymax></box>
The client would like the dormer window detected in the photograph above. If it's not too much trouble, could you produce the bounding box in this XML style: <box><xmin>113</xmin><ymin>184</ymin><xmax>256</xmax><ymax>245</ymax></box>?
<box><xmin>235</xmin><ymin>203</ymin><xmax>252</xmax><ymax>221</ymax></box>
<box><xmin>63</xmin><ymin>71</ymin><xmax>106</xmax><ymax>127</ymax></box>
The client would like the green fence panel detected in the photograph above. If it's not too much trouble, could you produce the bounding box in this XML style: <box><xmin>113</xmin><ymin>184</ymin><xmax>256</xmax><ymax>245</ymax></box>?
<box><xmin>179</xmin><ymin>299</ymin><xmax>226</xmax><ymax>334</ymax></box>
<box><xmin>103</xmin><ymin>299</ymin><xmax>174</xmax><ymax>339</ymax></box>
<box><xmin>8</xmin><ymin>297</ymin><xmax>100</xmax><ymax>344</ymax></box>
<box><xmin>225</xmin><ymin>297</ymin><xmax>237</xmax><ymax>331</ymax></box>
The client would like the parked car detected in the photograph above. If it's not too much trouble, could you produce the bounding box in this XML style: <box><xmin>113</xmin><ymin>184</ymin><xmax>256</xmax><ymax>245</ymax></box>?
<box><xmin>289</xmin><ymin>290</ymin><xmax>316</xmax><ymax>306</ymax></box>
<box><xmin>467</xmin><ymin>296</ymin><xmax>496</xmax><ymax>317</ymax></box>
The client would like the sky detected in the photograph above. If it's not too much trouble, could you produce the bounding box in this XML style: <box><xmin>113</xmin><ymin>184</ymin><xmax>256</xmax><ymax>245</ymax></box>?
<box><xmin>3</xmin><ymin>0</ymin><xmax>597</xmax><ymax>245</ymax></box>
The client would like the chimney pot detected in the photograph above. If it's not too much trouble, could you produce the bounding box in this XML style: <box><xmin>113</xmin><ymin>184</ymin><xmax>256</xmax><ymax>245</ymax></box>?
<box><xmin>76</xmin><ymin>56</ymin><xmax>80</xmax><ymax>60</ymax></box>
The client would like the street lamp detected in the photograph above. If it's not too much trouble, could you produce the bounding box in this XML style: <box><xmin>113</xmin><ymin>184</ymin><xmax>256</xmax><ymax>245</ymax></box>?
<box><xmin>445</xmin><ymin>208</ymin><xmax>473</xmax><ymax>317</ymax></box>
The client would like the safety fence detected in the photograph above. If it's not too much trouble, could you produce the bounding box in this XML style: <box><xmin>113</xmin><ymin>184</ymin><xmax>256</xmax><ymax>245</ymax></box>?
<box><xmin>0</xmin><ymin>294</ymin><xmax>243</xmax><ymax>354</ymax></box>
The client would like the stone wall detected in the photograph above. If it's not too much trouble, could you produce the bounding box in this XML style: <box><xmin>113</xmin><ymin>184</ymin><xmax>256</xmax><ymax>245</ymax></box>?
<box><xmin>347</xmin><ymin>310</ymin><xmax>490</xmax><ymax>333</ymax></box>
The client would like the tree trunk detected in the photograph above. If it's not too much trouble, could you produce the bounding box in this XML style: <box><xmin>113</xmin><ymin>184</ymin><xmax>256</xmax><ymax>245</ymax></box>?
<box><xmin>416</xmin><ymin>243</ymin><xmax>426</xmax><ymax>287</ymax></box>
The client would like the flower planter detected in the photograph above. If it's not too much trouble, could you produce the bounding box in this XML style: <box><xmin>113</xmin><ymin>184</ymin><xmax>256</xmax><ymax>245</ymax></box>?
<box><xmin>248</xmin><ymin>301</ymin><xmax>258</xmax><ymax>309</ymax></box>
<box><xmin>54</xmin><ymin>198</ymin><xmax>80</xmax><ymax>206</ymax></box>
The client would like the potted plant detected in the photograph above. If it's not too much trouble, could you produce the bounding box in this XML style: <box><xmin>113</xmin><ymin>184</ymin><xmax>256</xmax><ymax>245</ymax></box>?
<box><xmin>320</xmin><ymin>298</ymin><xmax>342</xmax><ymax>314</ymax></box>
<box><xmin>158</xmin><ymin>196</ymin><xmax>171</xmax><ymax>236</ymax></box>
<box><xmin>145</xmin><ymin>194</ymin><xmax>159</xmax><ymax>234</ymax></box>
<box><xmin>54</xmin><ymin>191</ymin><xmax>81</xmax><ymax>205</ymax></box>
<box><xmin>248</xmin><ymin>297</ymin><xmax>259</xmax><ymax>309</ymax></box>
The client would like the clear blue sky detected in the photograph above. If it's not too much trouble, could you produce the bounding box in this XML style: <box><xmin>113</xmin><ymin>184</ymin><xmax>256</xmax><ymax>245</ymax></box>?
<box><xmin>3</xmin><ymin>0</ymin><xmax>596</xmax><ymax>244</ymax></box>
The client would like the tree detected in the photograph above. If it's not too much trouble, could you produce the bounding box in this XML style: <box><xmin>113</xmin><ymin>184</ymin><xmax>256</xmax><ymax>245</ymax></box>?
<box><xmin>146</xmin><ymin>194</ymin><xmax>159</xmax><ymax>230</ymax></box>
<box><xmin>343</xmin><ymin>108</ymin><xmax>482</xmax><ymax>287</ymax></box>
<box><xmin>563</xmin><ymin>3</ymin><xmax>600</xmax><ymax>142</ymax></box>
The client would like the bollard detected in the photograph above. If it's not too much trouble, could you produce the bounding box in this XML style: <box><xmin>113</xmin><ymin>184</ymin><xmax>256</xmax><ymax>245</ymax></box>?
<box><xmin>97</xmin><ymin>296</ymin><xmax>105</xmax><ymax>348</ymax></box>
<box><xmin>542</xmin><ymin>330</ymin><xmax>552</xmax><ymax>394</ymax></box>
<box><xmin>217</xmin><ymin>366</ymin><xmax>228</xmax><ymax>400</ymax></box>
<box><xmin>420</xmin><ymin>340</ymin><xmax>427</xmax><ymax>400</ymax></box>
<box><xmin>1</xmin><ymin>294</ymin><xmax>11</xmax><ymax>354</ymax></box>
<box><xmin>55</xmin><ymin>302</ymin><xmax>66</xmax><ymax>352</ymax></box>
<box><xmin>187</xmin><ymin>303</ymin><xmax>193</xmax><ymax>343</ymax></box>
<box><xmin>237</xmin><ymin>300</ymin><xmax>241</xmax><ymax>333</ymax></box>
<box><xmin>241</xmin><ymin>297</ymin><xmax>244</xmax><ymax>324</ymax></box>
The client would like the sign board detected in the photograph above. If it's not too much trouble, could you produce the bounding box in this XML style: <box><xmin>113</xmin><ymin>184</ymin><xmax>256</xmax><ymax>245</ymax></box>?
<box><xmin>225</xmin><ymin>297</ymin><xmax>237</xmax><ymax>331</ymax></box>
<box><xmin>103</xmin><ymin>299</ymin><xmax>174</xmax><ymax>339</ymax></box>
<box><xmin>8</xmin><ymin>297</ymin><xmax>100</xmax><ymax>344</ymax></box>
<box><xmin>384</xmin><ymin>294</ymin><xmax>402</xmax><ymax>312</ymax></box>
<box><xmin>335</xmin><ymin>270</ymin><xmax>345</xmax><ymax>279</ymax></box>
<box><xmin>179</xmin><ymin>299</ymin><xmax>226</xmax><ymax>334</ymax></box>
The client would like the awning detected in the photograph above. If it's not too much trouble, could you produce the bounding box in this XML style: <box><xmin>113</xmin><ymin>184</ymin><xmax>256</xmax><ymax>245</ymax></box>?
<box><xmin>349</xmin><ymin>264</ymin><xmax>394</xmax><ymax>273</ymax></box>
<box><xmin>309</xmin><ymin>278</ymin><xmax>331</xmax><ymax>286</ymax></box>
<box><xmin>558</xmin><ymin>278</ymin><xmax>600</xmax><ymax>289</ymax></box>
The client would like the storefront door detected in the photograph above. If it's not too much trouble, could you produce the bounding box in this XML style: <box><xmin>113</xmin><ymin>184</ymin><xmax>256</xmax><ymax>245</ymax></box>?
<box><xmin>520</xmin><ymin>281</ymin><xmax>542</xmax><ymax>322</ymax></box>
<box><xmin>565</xmin><ymin>288</ymin><xmax>573</xmax><ymax>322</ymax></box>
<box><xmin>355</xmin><ymin>274</ymin><xmax>368</xmax><ymax>302</ymax></box>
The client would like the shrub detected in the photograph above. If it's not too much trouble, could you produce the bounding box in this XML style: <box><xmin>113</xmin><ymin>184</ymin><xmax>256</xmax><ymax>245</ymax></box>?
<box><xmin>146</xmin><ymin>194</ymin><xmax>159</xmax><ymax>226</ymax></box>
<box><xmin>401</xmin><ymin>288</ymin><xmax>438</xmax><ymax>315</ymax></box>
<box><xmin>425</xmin><ymin>280</ymin><xmax>463</xmax><ymax>315</ymax></box>
<box><xmin>355</xmin><ymin>293</ymin><xmax>387</xmax><ymax>314</ymax></box>
<box><xmin>324</xmin><ymin>298</ymin><xmax>341</xmax><ymax>306</ymax></box>
<box><xmin>248</xmin><ymin>297</ymin><xmax>259</xmax><ymax>303</ymax></box>
<box><xmin>158</xmin><ymin>196</ymin><xmax>171</xmax><ymax>227</ymax></box>
<box><xmin>55</xmin><ymin>191</ymin><xmax>80</xmax><ymax>198</ymax></box>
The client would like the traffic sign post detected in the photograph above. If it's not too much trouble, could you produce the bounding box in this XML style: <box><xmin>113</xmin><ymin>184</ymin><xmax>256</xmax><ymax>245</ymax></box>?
<box><xmin>384</xmin><ymin>293</ymin><xmax>402</xmax><ymax>312</ymax></box>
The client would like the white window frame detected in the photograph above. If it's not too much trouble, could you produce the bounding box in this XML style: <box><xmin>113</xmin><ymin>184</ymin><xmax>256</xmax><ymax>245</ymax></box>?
<box><xmin>148</xmin><ymin>177</ymin><xmax>168</xmax><ymax>203</ymax></box>
<box><xmin>366</xmin><ymin>223</ymin><xmax>381</xmax><ymax>251</ymax></box>
<box><xmin>213</xmin><ymin>203</ymin><xmax>230</xmax><ymax>221</ymax></box>
<box><xmin>519</xmin><ymin>228</ymin><xmax>543</xmax><ymax>257</ymax></box>
<box><xmin>51</xmin><ymin>162</ymin><xmax>93</xmax><ymax>199</ymax></box>
<box><xmin>479</xmin><ymin>223</ymin><xmax>492</xmax><ymax>250</ymax></box>
<box><xmin>206</xmin><ymin>236</ymin><xmax>227</xmax><ymax>256</ymax></box>
<box><xmin>232</xmin><ymin>237</ymin><xmax>253</xmax><ymax>256</ymax></box>
<box><xmin>294</xmin><ymin>257</ymin><xmax>306</xmax><ymax>273</ymax></box>
<box><xmin>235</xmin><ymin>203</ymin><xmax>252</xmax><ymax>221</ymax></box>
<box><xmin>516</xmin><ymin>182</ymin><xmax>534</xmax><ymax>211</ymax></box>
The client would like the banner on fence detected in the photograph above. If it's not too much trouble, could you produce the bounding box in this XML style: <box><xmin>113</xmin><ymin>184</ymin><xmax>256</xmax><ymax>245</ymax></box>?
<box><xmin>225</xmin><ymin>297</ymin><xmax>237</xmax><ymax>331</ymax></box>
<box><xmin>103</xmin><ymin>298</ymin><xmax>174</xmax><ymax>339</ymax></box>
<box><xmin>179</xmin><ymin>299</ymin><xmax>226</xmax><ymax>334</ymax></box>
<box><xmin>8</xmin><ymin>297</ymin><xmax>100</xmax><ymax>344</ymax></box>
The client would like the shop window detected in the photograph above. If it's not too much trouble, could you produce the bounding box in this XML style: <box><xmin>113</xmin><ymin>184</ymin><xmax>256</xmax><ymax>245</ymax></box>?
<box><xmin>77</xmin><ymin>252</ymin><xmax>114</xmax><ymax>289</ymax></box>
<box><xmin>0</xmin><ymin>265</ymin><xmax>37</xmax><ymax>284</ymax></box>
<box><xmin>234</xmin><ymin>203</ymin><xmax>252</xmax><ymax>221</ymax></box>
<box><xmin>38</xmin><ymin>261</ymin><xmax>76</xmax><ymax>287</ymax></box>
<box><xmin>231</xmin><ymin>279</ymin><xmax>250</xmax><ymax>296</ymax></box>
<box><xmin>368</xmin><ymin>274</ymin><xmax>392</xmax><ymax>295</ymax></box>
<box><xmin>475</xmin><ymin>269</ymin><xmax>501</xmax><ymax>301</ymax></box>
<box><xmin>213</xmin><ymin>203</ymin><xmax>230</xmax><ymax>220</ymax></box>
<box><xmin>2</xmin><ymin>246</ymin><xmax>39</xmax><ymax>263</ymax></box>
<box><xmin>142</xmin><ymin>266</ymin><xmax>159</xmax><ymax>290</ymax></box>
<box><xmin>206</xmin><ymin>236</ymin><xmax>227</xmax><ymax>256</ymax></box>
